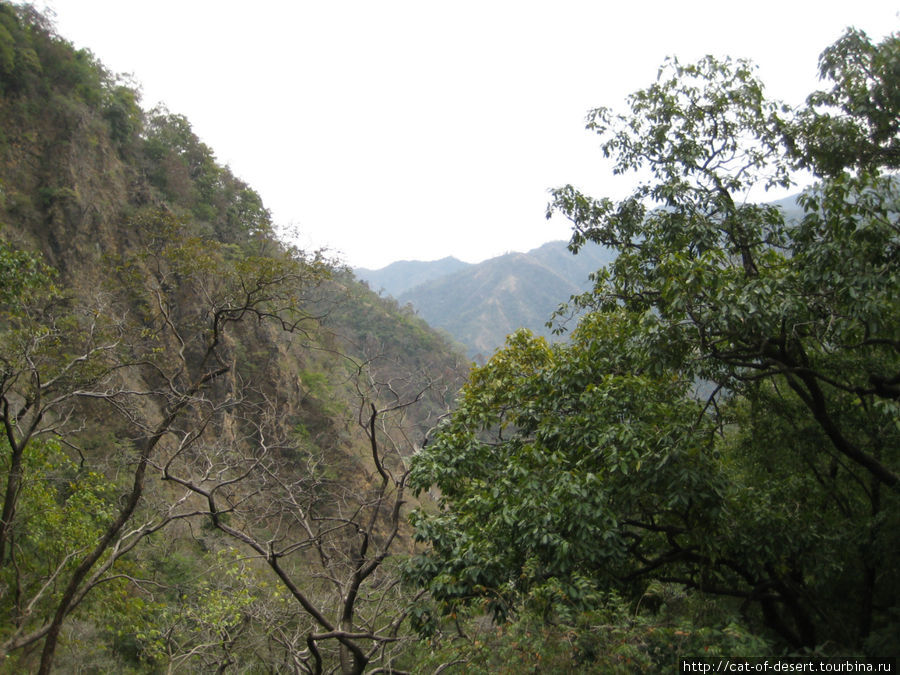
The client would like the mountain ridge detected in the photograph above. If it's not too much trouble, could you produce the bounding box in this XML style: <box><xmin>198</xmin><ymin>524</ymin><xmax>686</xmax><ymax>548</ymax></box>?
<box><xmin>356</xmin><ymin>194</ymin><xmax>806</xmax><ymax>360</ymax></box>
<box><xmin>355</xmin><ymin>240</ymin><xmax>614</xmax><ymax>359</ymax></box>
<box><xmin>355</xmin><ymin>255</ymin><xmax>471</xmax><ymax>297</ymax></box>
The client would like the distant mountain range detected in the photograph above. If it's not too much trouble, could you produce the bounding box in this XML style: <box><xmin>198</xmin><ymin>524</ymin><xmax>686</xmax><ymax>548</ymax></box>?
<box><xmin>355</xmin><ymin>193</ymin><xmax>809</xmax><ymax>361</ymax></box>
<box><xmin>355</xmin><ymin>256</ymin><xmax>472</xmax><ymax>298</ymax></box>
<box><xmin>355</xmin><ymin>241</ymin><xmax>614</xmax><ymax>360</ymax></box>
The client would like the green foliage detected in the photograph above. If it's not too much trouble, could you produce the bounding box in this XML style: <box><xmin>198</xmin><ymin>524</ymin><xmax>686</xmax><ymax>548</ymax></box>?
<box><xmin>410</xmin><ymin>27</ymin><xmax>900</xmax><ymax>660</ymax></box>
<box><xmin>0</xmin><ymin>437</ymin><xmax>119</xmax><ymax>649</ymax></box>
<box><xmin>141</xmin><ymin>108</ymin><xmax>275</xmax><ymax>243</ymax></box>
<box><xmin>0</xmin><ymin>4</ymin><xmax>43</xmax><ymax>94</ymax></box>
<box><xmin>0</xmin><ymin>3</ymin><xmax>107</xmax><ymax>103</ymax></box>
<box><xmin>0</xmin><ymin>2</ymin><xmax>278</xmax><ymax>254</ymax></box>
<box><xmin>103</xmin><ymin>84</ymin><xmax>143</xmax><ymax>151</ymax></box>
<box><xmin>134</xmin><ymin>548</ymin><xmax>264</xmax><ymax>670</ymax></box>
<box><xmin>408</xmin><ymin>318</ymin><xmax>724</xmax><ymax>620</ymax></box>
<box><xmin>787</xmin><ymin>28</ymin><xmax>900</xmax><ymax>175</ymax></box>
<box><xmin>0</xmin><ymin>217</ymin><xmax>357</xmax><ymax>672</ymax></box>
<box><xmin>0</xmin><ymin>234</ymin><xmax>56</xmax><ymax>310</ymax></box>
<box><xmin>406</xmin><ymin>587</ymin><xmax>769</xmax><ymax>673</ymax></box>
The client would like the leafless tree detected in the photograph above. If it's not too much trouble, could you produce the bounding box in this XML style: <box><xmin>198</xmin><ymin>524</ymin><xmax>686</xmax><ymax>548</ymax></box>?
<box><xmin>160</xmin><ymin>353</ymin><xmax>441</xmax><ymax>674</ymax></box>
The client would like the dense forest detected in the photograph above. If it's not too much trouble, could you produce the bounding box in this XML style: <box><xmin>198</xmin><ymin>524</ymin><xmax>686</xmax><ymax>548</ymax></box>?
<box><xmin>0</xmin><ymin>2</ymin><xmax>898</xmax><ymax>672</ymax></box>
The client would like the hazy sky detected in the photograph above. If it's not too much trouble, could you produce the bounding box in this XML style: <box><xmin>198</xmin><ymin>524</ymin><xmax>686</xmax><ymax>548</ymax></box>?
<box><xmin>44</xmin><ymin>1</ymin><xmax>896</xmax><ymax>269</ymax></box>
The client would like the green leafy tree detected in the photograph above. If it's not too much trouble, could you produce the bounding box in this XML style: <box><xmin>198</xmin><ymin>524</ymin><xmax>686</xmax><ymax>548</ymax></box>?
<box><xmin>409</xmin><ymin>28</ymin><xmax>899</xmax><ymax>658</ymax></box>
<box><xmin>408</xmin><ymin>319</ymin><xmax>724</xmax><ymax>611</ymax></box>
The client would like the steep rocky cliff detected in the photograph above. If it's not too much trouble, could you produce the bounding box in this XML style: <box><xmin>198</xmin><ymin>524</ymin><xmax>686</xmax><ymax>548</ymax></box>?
<box><xmin>0</xmin><ymin>5</ymin><xmax>466</xmax><ymax>671</ymax></box>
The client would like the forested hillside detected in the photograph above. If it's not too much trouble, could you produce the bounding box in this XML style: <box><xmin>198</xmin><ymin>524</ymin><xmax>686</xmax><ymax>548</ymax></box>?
<box><xmin>357</xmin><ymin>241</ymin><xmax>614</xmax><ymax>360</ymax></box>
<box><xmin>0</xmin><ymin>4</ymin><xmax>466</xmax><ymax>672</ymax></box>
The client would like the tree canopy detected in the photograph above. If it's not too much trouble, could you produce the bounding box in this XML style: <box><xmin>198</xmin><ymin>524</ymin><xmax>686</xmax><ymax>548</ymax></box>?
<box><xmin>408</xmin><ymin>28</ymin><xmax>900</xmax><ymax>661</ymax></box>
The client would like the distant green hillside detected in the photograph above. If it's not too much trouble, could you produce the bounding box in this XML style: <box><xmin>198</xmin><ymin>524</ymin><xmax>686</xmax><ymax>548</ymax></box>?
<box><xmin>358</xmin><ymin>197</ymin><xmax>808</xmax><ymax>359</ymax></box>
<box><xmin>358</xmin><ymin>241</ymin><xmax>614</xmax><ymax>360</ymax></box>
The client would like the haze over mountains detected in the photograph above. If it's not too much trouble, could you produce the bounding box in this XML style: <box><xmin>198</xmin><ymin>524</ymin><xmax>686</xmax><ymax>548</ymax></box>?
<box><xmin>355</xmin><ymin>241</ymin><xmax>614</xmax><ymax>360</ymax></box>
<box><xmin>356</xmin><ymin>194</ymin><xmax>806</xmax><ymax>360</ymax></box>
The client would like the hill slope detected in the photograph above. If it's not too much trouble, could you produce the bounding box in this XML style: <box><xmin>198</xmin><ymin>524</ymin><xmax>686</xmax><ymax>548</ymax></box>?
<box><xmin>357</xmin><ymin>240</ymin><xmax>614</xmax><ymax>359</ymax></box>
<box><xmin>0</xmin><ymin>5</ymin><xmax>466</xmax><ymax>672</ymax></box>
<box><xmin>356</xmin><ymin>255</ymin><xmax>471</xmax><ymax>297</ymax></box>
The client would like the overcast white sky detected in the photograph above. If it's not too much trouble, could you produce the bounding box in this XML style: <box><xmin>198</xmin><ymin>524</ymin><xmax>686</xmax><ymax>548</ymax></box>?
<box><xmin>43</xmin><ymin>1</ymin><xmax>896</xmax><ymax>269</ymax></box>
